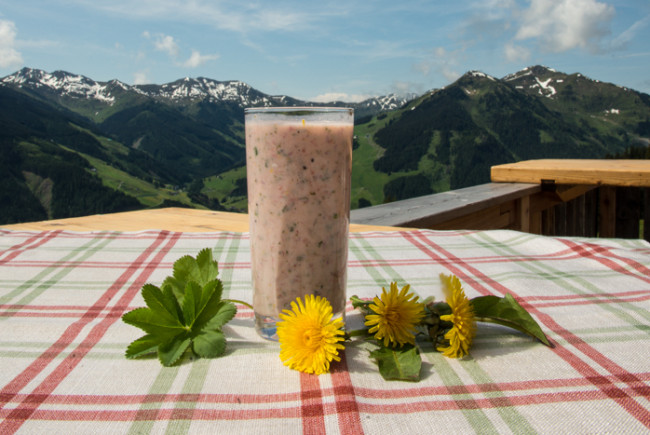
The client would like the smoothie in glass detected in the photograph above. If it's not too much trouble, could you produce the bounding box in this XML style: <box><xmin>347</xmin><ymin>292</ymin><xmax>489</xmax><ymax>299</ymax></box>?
<box><xmin>245</xmin><ymin>107</ymin><xmax>353</xmax><ymax>340</ymax></box>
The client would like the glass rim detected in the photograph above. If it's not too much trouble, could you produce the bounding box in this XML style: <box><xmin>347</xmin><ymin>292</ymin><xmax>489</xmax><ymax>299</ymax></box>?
<box><xmin>244</xmin><ymin>106</ymin><xmax>353</xmax><ymax>115</ymax></box>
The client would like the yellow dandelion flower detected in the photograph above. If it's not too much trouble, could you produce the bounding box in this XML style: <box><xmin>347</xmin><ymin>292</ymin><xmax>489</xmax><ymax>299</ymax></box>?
<box><xmin>365</xmin><ymin>282</ymin><xmax>425</xmax><ymax>347</ymax></box>
<box><xmin>277</xmin><ymin>295</ymin><xmax>345</xmax><ymax>375</ymax></box>
<box><xmin>437</xmin><ymin>274</ymin><xmax>476</xmax><ymax>358</ymax></box>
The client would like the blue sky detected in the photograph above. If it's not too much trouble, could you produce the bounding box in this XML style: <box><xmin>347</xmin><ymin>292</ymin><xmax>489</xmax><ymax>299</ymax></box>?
<box><xmin>1</xmin><ymin>0</ymin><xmax>649</xmax><ymax>102</ymax></box>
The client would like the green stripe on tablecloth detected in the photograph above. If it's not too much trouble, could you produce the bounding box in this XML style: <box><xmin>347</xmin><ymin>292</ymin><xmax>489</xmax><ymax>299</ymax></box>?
<box><xmin>420</xmin><ymin>342</ymin><xmax>500</xmax><ymax>434</ymax></box>
<box><xmin>164</xmin><ymin>359</ymin><xmax>212</xmax><ymax>435</ymax></box>
<box><xmin>127</xmin><ymin>365</ymin><xmax>181</xmax><ymax>434</ymax></box>
<box><xmin>161</xmin><ymin>234</ymin><xmax>241</xmax><ymax>435</ymax></box>
<box><xmin>0</xmin><ymin>231</ymin><xmax>118</xmax><ymax>312</ymax></box>
<box><xmin>471</xmin><ymin>232</ymin><xmax>650</xmax><ymax>335</ymax></box>
<box><xmin>348</xmin><ymin>236</ymin><xmax>410</xmax><ymax>289</ymax></box>
<box><xmin>460</xmin><ymin>357</ymin><xmax>537</xmax><ymax>434</ymax></box>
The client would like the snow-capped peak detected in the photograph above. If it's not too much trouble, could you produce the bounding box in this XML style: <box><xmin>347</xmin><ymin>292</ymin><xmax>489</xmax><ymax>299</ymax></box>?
<box><xmin>2</xmin><ymin>68</ymin><xmax>117</xmax><ymax>104</ymax></box>
<box><xmin>1</xmin><ymin>67</ymin><xmax>414</xmax><ymax>114</ymax></box>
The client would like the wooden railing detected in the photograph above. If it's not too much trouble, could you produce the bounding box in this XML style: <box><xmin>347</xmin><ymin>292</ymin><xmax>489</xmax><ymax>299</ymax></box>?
<box><xmin>351</xmin><ymin>159</ymin><xmax>650</xmax><ymax>241</ymax></box>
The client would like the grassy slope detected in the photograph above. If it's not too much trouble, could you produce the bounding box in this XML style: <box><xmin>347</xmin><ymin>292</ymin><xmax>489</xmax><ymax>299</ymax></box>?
<box><xmin>79</xmin><ymin>152</ymin><xmax>198</xmax><ymax>208</ymax></box>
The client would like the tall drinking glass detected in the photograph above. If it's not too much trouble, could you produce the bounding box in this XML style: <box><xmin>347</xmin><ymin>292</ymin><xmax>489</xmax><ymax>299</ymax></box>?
<box><xmin>245</xmin><ymin>107</ymin><xmax>354</xmax><ymax>340</ymax></box>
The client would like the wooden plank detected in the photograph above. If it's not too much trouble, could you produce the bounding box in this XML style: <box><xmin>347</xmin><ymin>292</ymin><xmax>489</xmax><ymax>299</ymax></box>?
<box><xmin>351</xmin><ymin>182</ymin><xmax>540</xmax><ymax>228</ymax></box>
<box><xmin>599</xmin><ymin>186</ymin><xmax>616</xmax><ymax>238</ymax></box>
<box><xmin>516</xmin><ymin>196</ymin><xmax>530</xmax><ymax>233</ymax></box>
<box><xmin>615</xmin><ymin>187</ymin><xmax>641</xmax><ymax>239</ymax></box>
<box><xmin>1</xmin><ymin>208</ymin><xmax>409</xmax><ymax>233</ymax></box>
<box><xmin>585</xmin><ymin>189</ymin><xmax>598</xmax><ymax>237</ymax></box>
<box><xmin>429</xmin><ymin>203</ymin><xmax>511</xmax><ymax>231</ymax></box>
<box><xmin>491</xmin><ymin>159</ymin><xmax>650</xmax><ymax>187</ymax></box>
<box><xmin>643</xmin><ymin>188</ymin><xmax>650</xmax><ymax>242</ymax></box>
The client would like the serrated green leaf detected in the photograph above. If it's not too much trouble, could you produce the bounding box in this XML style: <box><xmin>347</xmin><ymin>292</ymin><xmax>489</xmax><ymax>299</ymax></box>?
<box><xmin>158</xmin><ymin>335</ymin><xmax>192</xmax><ymax>367</ymax></box>
<box><xmin>162</xmin><ymin>276</ymin><xmax>185</xmax><ymax>305</ymax></box>
<box><xmin>161</xmin><ymin>249</ymin><xmax>219</xmax><ymax>306</ymax></box>
<box><xmin>122</xmin><ymin>248</ymin><xmax>236</xmax><ymax>367</ymax></box>
<box><xmin>471</xmin><ymin>294</ymin><xmax>550</xmax><ymax>346</ymax></box>
<box><xmin>122</xmin><ymin>307</ymin><xmax>185</xmax><ymax>340</ymax></box>
<box><xmin>182</xmin><ymin>281</ymin><xmax>202</xmax><ymax>326</ymax></box>
<box><xmin>141</xmin><ymin>284</ymin><xmax>183</xmax><ymax>325</ymax></box>
<box><xmin>191</xmin><ymin>280</ymin><xmax>225</xmax><ymax>332</ymax></box>
<box><xmin>195</xmin><ymin>248</ymin><xmax>220</xmax><ymax>284</ymax></box>
<box><xmin>125</xmin><ymin>334</ymin><xmax>159</xmax><ymax>359</ymax></box>
<box><xmin>203</xmin><ymin>301</ymin><xmax>237</xmax><ymax>331</ymax></box>
<box><xmin>193</xmin><ymin>329</ymin><xmax>227</xmax><ymax>358</ymax></box>
<box><xmin>161</xmin><ymin>284</ymin><xmax>183</xmax><ymax>321</ymax></box>
<box><xmin>370</xmin><ymin>344</ymin><xmax>421</xmax><ymax>382</ymax></box>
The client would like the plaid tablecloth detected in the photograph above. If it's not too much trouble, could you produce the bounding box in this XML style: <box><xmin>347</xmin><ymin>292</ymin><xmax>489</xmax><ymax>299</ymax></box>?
<box><xmin>1</xmin><ymin>229</ymin><xmax>649</xmax><ymax>434</ymax></box>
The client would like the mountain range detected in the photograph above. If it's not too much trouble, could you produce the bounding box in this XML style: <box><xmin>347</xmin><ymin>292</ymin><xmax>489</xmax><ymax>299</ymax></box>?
<box><xmin>1</xmin><ymin>65</ymin><xmax>649</xmax><ymax>224</ymax></box>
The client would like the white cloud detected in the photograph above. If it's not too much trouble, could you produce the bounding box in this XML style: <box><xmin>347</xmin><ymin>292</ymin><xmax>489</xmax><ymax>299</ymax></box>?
<box><xmin>133</xmin><ymin>70</ymin><xmax>150</xmax><ymax>84</ymax></box>
<box><xmin>152</xmin><ymin>34</ymin><xmax>179</xmax><ymax>57</ymax></box>
<box><xmin>609</xmin><ymin>15</ymin><xmax>650</xmax><ymax>51</ymax></box>
<box><xmin>504</xmin><ymin>41</ymin><xmax>530</xmax><ymax>62</ymax></box>
<box><xmin>514</xmin><ymin>0</ymin><xmax>615</xmax><ymax>53</ymax></box>
<box><xmin>414</xmin><ymin>46</ymin><xmax>462</xmax><ymax>82</ymax></box>
<box><xmin>310</xmin><ymin>92</ymin><xmax>371</xmax><ymax>103</ymax></box>
<box><xmin>72</xmin><ymin>1</ymin><xmax>320</xmax><ymax>34</ymax></box>
<box><xmin>182</xmin><ymin>50</ymin><xmax>219</xmax><ymax>68</ymax></box>
<box><xmin>0</xmin><ymin>19</ymin><xmax>24</xmax><ymax>68</ymax></box>
<box><xmin>142</xmin><ymin>31</ymin><xmax>217</xmax><ymax>68</ymax></box>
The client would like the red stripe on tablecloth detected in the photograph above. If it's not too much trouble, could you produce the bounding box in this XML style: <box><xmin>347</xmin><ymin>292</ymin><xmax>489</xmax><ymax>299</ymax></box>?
<box><xmin>0</xmin><ymin>231</ymin><xmax>62</xmax><ymax>264</ymax></box>
<box><xmin>3</xmin><ymin>371</ymin><xmax>649</xmax><ymax>407</ymax></box>
<box><xmin>403</xmin><ymin>231</ymin><xmax>650</xmax><ymax>428</ymax></box>
<box><xmin>528</xmin><ymin>292</ymin><xmax>650</xmax><ymax>308</ymax></box>
<box><xmin>330</xmin><ymin>353</ymin><xmax>363</xmax><ymax>434</ymax></box>
<box><xmin>560</xmin><ymin>239</ymin><xmax>650</xmax><ymax>284</ymax></box>
<box><xmin>1</xmin><ymin>384</ymin><xmax>647</xmax><ymax>422</ymax></box>
<box><xmin>300</xmin><ymin>373</ymin><xmax>326</xmax><ymax>435</ymax></box>
<box><xmin>0</xmin><ymin>231</ymin><xmax>181</xmax><ymax>435</ymax></box>
<box><xmin>5</xmin><ymin>288</ymin><xmax>648</xmax><ymax>319</ymax></box>
<box><xmin>1</xmin><ymin>407</ymin><xmax>302</xmax><ymax>422</ymax></box>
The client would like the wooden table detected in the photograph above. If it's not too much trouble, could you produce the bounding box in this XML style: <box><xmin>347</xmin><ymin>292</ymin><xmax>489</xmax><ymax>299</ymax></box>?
<box><xmin>1</xmin><ymin>207</ymin><xmax>411</xmax><ymax>233</ymax></box>
<box><xmin>491</xmin><ymin>159</ymin><xmax>650</xmax><ymax>187</ymax></box>
<box><xmin>491</xmin><ymin>159</ymin><xmax>650</xmax><ymax>238</ymax></box>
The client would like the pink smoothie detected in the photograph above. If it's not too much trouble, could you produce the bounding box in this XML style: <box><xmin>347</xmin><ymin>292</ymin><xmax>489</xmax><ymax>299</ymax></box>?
<box><xmin>245</xmin><ymin>108</ymin><xmax>353</xmax><ymax>335</ymax></box>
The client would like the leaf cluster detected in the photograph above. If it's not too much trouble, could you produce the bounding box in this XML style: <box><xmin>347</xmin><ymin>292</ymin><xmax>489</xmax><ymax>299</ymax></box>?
<box><xmin>122</xmin><ymin>248</ymin><xmax>236</xmax><ymax>366</ymax></box>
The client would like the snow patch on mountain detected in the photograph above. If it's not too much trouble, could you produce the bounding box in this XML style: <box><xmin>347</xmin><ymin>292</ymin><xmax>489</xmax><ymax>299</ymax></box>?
<box><xmin>0</xmin><ymin>68</ymin><xmax>413</xmax><ymax>114</ymax></box>
<box><xmin>2</xmin><ymin>68</ymin><xmax>117</xmax><ymax>104</ymax></box>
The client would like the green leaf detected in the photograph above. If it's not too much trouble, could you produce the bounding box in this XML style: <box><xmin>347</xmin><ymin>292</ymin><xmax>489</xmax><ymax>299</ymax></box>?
<box><xmin>191</xmin><ymin>280</ymin><xmax>226</xmax><ymax>331</ymax></box>
<box><xmin>193</xmin><ymin>329</ymin><xmax>227</xmax><ymax>358</ymax></box>
<box><xmin>158</xmin><ymin>335</ymin><xmax>192</xmax><ymax>367</ymax></box>
<box><xmin>122</xmin><ymin>248</ymin><xmax>239</xmax><ymax>367</ymax></box>
<box><xmin>471</xmin><ymin>294</ymin><xmax>551</xmax><ymax>346</ymax></box>
<box><xmin>182</xmin><ymin>281</ymin><xmax>203</xmax><ymax>326</ymax></box>
<box><xmin>203</xmin><ymin>301</ymin><xmax>237</xmax><ymax>331</ymax></box>
<box><xmin>164</xmin><ymin>248</ymin><xmax>219</xmax><ymax>305</ymax></box>
<box><xmin>141</xmin><ymin>284</ymin><xmax>183</xmax><ymax>326</ymax></box>
<box><xmin>125</xmin><ymin>334</ymin><xmax>159</xmax><ymax>359</ymax></box>
<box><xmin>369</xmin><ymin>344</ymin><xmax>421</xmax><ymax>382</ymax></box>
<box><xmin>122</xmin><ymin>307</ymin><xmax>185</xmax><ymax>340</ymax></box>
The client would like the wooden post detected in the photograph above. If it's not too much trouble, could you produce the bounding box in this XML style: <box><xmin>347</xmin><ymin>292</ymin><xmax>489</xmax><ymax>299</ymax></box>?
<box><xmin>516</xmin><ymin>195</ymin><xmax>531</xmax><ymax>233</ymax></box>
<box><xmin>641</xmin><ymin>187</ymin><xmax>650</xmax><ymax>242</ymax></box>
<box><xmin>615</xmin><ymin>187</ymin><xmax>641</xmax><ymax>239</ymax></box>
<box><xmin>599</xmin><ymin>186</ymin><xmax>616</xmax><ymax>238</ymax></box>
<box><xmin>584</xmin><ymin>189</ymin><xmax>598</xmax><ymax>237</ymax></box>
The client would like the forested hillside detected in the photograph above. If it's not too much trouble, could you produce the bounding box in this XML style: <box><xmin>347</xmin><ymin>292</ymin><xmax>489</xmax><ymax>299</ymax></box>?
<box><xmin>1</xmin><ymin>66</ymin><xmax>648</xmax><ymax>224</ymax></box>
